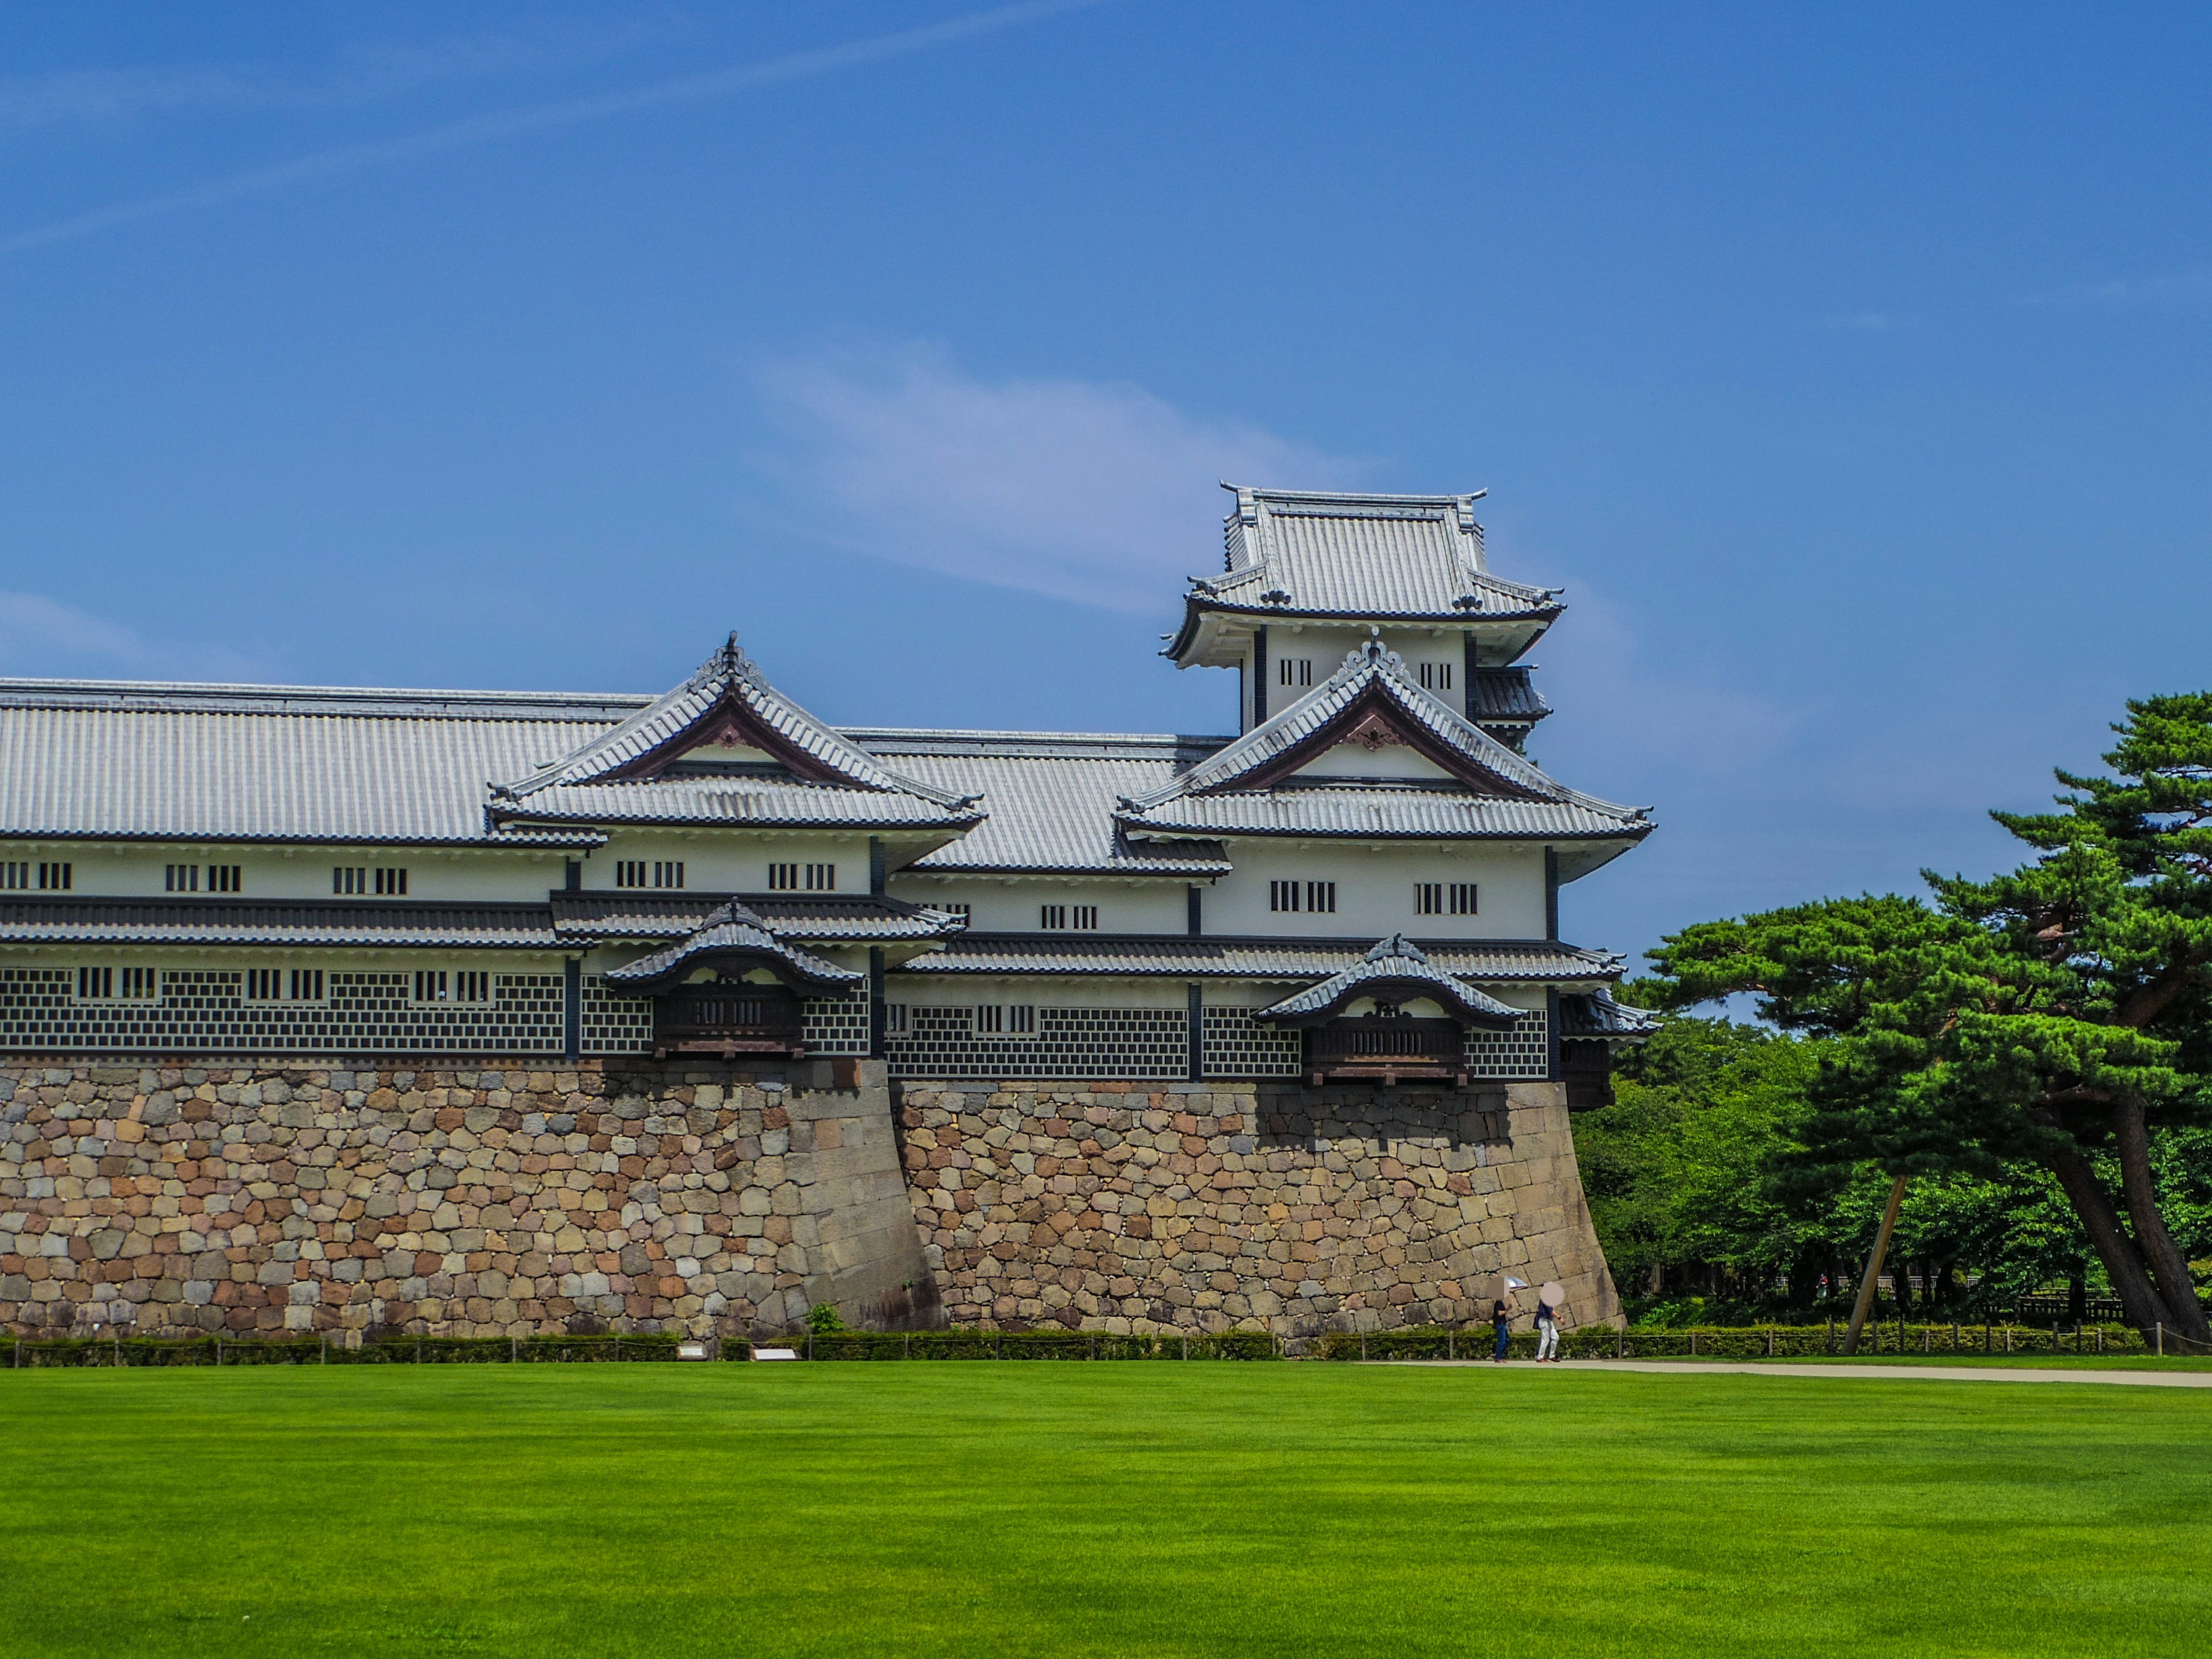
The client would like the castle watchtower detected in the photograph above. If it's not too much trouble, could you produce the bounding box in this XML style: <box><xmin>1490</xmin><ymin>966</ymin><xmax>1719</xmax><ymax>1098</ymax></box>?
<box><xmin>1165</xmin><ymin>486</ymin><xmax>1563</xmax><ymax>750</ymax></box>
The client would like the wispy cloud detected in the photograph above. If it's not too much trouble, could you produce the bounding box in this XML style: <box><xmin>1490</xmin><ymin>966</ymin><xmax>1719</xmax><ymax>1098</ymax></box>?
<box><xmin>2021</xmin><ymin>267</ymin><xmax>2212</xmax><ymax>310</ymax></box>
<box><xmin>0</xmin><ymin>592</ymin><xmax>261</xmax><ymax>680</ymax></box>
<box><xmin>0</xmin><ymin>18</ymin><xmax>688</xmax><ymax>130</ymax></box>
<box><xmin>2</xmin><ymin>1</ymin><xmax>1109</xmax><ymax>253</ymax></box>
<box><xmin>746</xmin><ymin>343</ymin><xmax>1365</xmax><ymax>613</ymax></box>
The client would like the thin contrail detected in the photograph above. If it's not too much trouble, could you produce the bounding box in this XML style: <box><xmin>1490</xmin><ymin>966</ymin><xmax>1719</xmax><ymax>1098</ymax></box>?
<box><xmin>3</xmin><ymin>0</ymin><xmax>1109</xmax><ymax>254</ymax></box>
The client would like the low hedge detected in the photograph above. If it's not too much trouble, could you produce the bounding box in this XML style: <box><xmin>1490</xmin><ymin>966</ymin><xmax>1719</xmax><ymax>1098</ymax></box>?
<box><xmin>1317</xmin><ymin>1321</ymin><xmax>2168</xmax><ymax>1361</ymax></box>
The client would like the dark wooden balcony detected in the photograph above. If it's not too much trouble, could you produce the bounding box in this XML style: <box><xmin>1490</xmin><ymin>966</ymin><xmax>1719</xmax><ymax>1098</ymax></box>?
<box><xmin>1305</xmin><ymin>1017</ymin><xmax>1469</xmax><ymax>1087</ymax></box>
<box><xmin>652</xmin><ymin>983</ymin><xmax>806</xmax><ymax>1060</ymax></box>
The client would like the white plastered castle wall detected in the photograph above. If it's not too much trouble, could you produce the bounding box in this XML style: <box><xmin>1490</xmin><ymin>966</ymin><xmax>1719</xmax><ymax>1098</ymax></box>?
<box><xmin>1199</xmin><ymin>842</ymin><xmax>1548</xmax><ymax>939</ymax></box>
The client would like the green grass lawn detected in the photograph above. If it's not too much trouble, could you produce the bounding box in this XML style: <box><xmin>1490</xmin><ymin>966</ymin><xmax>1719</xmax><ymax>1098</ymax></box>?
<box><xmin>5</xmin><ymin>1364</ymin><xmax>2209</xmax><ymax>1658</ymax></box>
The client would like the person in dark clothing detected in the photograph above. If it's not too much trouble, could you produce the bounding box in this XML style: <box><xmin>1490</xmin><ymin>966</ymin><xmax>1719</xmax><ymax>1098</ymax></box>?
<box><xmin>1491</xmin><ymin>1298</ymin><xmax>1512</xmax><ymax>1363</ymax></box>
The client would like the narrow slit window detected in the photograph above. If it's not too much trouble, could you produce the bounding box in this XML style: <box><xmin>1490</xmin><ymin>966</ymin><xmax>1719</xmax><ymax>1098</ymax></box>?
<box><xmin>374</xmin><ymin>868</ymin><xmax>408</xmax><ymax>896</ymax></box>
<box><xmin>165</xmin><ymin>864</ymin><xmax>200</xmax><ymax>893</ymax></box>
<box><xmin>884</xmin><ymin>1003</ymin><xmax>908</xmax><ymax>1035</ymax></box>
<box><xmin>0</xmin><ymin>862</ymin><xmax>26</xmax><ymax>890</ymax></box>
<box><xmin>940</xmin><ymin>902</ymin><xmax>971</xmax><ymax>923</ymax></box>
<box><xmin>653</xmin><ymin>861</ymin><xmax>685</xmax><ymax>889</ymax></box>
<box><xmin>1040</xmin><ymin>904</ymin><xmax>1067</xmax><ymax>930</ymax></box>
<box><xmin>76</xmin><ymin>966</ymin><xmax>113</xmax><ymax>1001</ymax></box>
<box><xmin>1305</xmin><ymin>880</ymin><xmax>1336</xmax><ymax>914</ymax></box>
<box><xmin>414</xmin><ymin>969</ymin><xmax>449</xmax><ymax>1003</ymax></box>
<box><xmin>334</xmin><ymin>866</ymin><xmax>366</xmax><ymax>895</ymax></box>
<box><xmin>1450</xmin><ymin>882</ymin><xmax>1479</xmax><ymax>915</ymax></box>
<box><xmin>1269</xmin><ymin>880</ymin><xmax>1301</xmax><ymax>914</ymax></box>
<box><xmin>1418</xmin><ymin>662</ymin><xmax>1455</xmax><ymax>692</ymax></box>
<box><xmin>1071</xmin><ymin>904</ymin><xmax>1098</xmax><ymax>930</ymax></box>
<box><xmin>615</xmin><ymin>860</ymin><xmax>647</xmax><ymax>889</ymax></box>
<box><xmin>245</xmin><ymin>967</ymin><xmax>282</xmax><ymax>1002</ymax></box>
<box><xmin>1007</xmin><ymin>1004</ymin><xmax>1036</xmax><ymax>1035</ymax></box>
<box><xmin>1415</xmin><ymin>882</ymin><xmax>1444</xmax><ymax>916</ymax></box>
<box><xmin>975</xmin><ymin>1003</ymin><xmax>1004</xmax><ymax>1035</ymax></box>
<box><xmin>38</xmin><ymin>862</ymin><xmax>71</xmax><ymax>892</ymax></box>
<box><xmin>206</xmin><ymin>865</ymin><xmax>241</xmax><ymax>893</ymax></box>
<box><xmin>805</xmin><ymin>862</ymin><xmax>836</xmax><ymax>891</ymax></box>
<box><xmin>120</xmin><ymin>967</ymin><xmax>157</xmax><ymax>1000</ymax></box>
<box><xmin>1277</xmin><ymin>658</ymin><xmax>1314</xmax><ymax>688</ymax></box>
<box><xmin>768</xmin><ymin>862</ymin><xmax>798</xmax><ymax>891</ymax></box>
<box><xmin>455</xmin><ymin>971</ymin><xmax>490</xmax><ymax>1003</ymax></box>
<box><xmin>289</xmin><ymin>968</ymin><xmax>325</xmax><ymax>1002</ymax></box>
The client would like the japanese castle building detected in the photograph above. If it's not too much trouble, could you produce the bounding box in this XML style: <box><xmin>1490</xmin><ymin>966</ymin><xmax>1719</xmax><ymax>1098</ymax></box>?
<box><xmin>0</xmin><ymin>486</ymin><xmax>1655</xmax><ymax>1092</ymax></box>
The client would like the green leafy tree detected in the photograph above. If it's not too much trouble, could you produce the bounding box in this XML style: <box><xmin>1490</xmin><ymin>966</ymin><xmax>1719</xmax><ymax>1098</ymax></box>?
<box><xmin>1649</xmin><ymin>696</ymin><xmax>2212</xmax><ymax>1341</ymax></box>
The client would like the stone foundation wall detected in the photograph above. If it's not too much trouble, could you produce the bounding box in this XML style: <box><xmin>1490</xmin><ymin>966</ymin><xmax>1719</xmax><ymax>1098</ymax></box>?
<box><xmin>0</xmin><ymin>1055</ymin><xmax>1619</xmax><ymax>1342</ymax></box>
<box><xmin>0</xmin><ymin>1056</ymin><xmax>926</xmax><ymax>1339</ymax></box>
<box><xmin>895</xmin><ymin>1078</ymin><xmax>1619</xmax><ymax>1336</ymax></box>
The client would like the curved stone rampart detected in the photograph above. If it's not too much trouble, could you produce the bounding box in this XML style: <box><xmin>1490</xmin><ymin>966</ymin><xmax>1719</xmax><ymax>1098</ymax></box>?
<box><xmin>897</xmin><ymin>1078</ymin><xmax>1619</xmax><ymax>1335</ymax></box>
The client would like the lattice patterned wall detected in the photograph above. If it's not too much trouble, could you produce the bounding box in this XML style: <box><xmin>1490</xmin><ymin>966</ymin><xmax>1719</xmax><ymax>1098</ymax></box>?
<box><xmin>887</xmin><ymin>1003</ymin><xmax>1188</xmax><ymax>1081</ymax></box>
<box><xmin>577</xmin><ymin>975</ymin><xmax>653</xmax><ymax>1055</ymax></box>
<box><xmin>0</xmin><ymin>967</ymin><xmax>565</xmax><ymax>1055</ymax></box>
<box><xmin>801</xmin><ymin>988</ymin><xmax>871</xmax><ymax>1058</ymax></box>
<box><xmin>1200</xmin><ymin>1007</ymin><xmax>1302</xmax><ymax>1078</ymax></box>
<box><xmin>1465</xmin><ymin>1009</ymin><xmax>1548</xmax><ymax>1079</ymax></box>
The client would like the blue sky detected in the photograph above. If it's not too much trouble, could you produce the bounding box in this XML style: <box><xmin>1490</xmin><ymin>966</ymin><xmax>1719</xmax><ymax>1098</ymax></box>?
<box><xmin>3</xmin><ymin>3</ymin><xmax>2209</xmax><ymax>964</ymax></box>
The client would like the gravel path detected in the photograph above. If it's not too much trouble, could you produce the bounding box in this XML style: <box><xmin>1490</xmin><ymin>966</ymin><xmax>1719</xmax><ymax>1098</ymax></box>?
<box><xmin>1381</xmin><ymin>1359</ymin><xmax>2212</xmax><ymax>1388</ymax></box>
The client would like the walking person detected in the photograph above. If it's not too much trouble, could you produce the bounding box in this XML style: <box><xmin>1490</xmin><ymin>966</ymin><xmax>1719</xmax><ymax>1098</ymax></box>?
<box><xmin>1491</xmin><ymin>1298</ymin><xmax>1512</xmax><ymax>1363</ymax></box>
<box><xmin>1535</xmin><ymin>1281</ymin><xmax>1565</xmax><ymax>1363</ymax></box>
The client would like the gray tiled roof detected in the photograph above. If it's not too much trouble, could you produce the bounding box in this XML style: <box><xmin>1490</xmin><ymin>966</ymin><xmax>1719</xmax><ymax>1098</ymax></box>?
<box><xmin>489</xmin><ymin>639</ymin><xmax>981</xmax><ymax>835</ymax></box>
<box><xmin>893</xmin><ymin>934</ymin><xmax>1624</xmax><ymax>984</ymax></box>
<box><xmin>0</xmin><ymin>897</ymin><xmax>560</xmax><ymax>949</ymax></box>
<box><xmin>1118</xmin><ymin>639</ymin><xmax>1649</xmax><ymax>849</ymax></box>
<box><xmin>600</xmin><ymin>901</ymin><xmax>861</xmax><ymax>991</ymax></box>
<box><xmin>551</xmin><ymin>892</ymin><xmax>961</xmax><ymax>942</ymax></box>
<box><xmin>1209</xmin><ymin>487</ymin><xmax>1560</xmax><ymax>622</ymax></box>
<box><xmin>489</xmin><ymin>777</ymin><xmax>979</xmax><ymax>831</ymax></box>
<box><xmin>1469</xmin><ymin>666</ymin><xmax>1550</xmax><ymax>728</ymax></box>
<box><xmin>1560</xmin><ymin>991</ymin><xmax>1662</xmax><ymax>1040</ymax></box>
<box><xmin>849</xmin><ymin>730</ymin><xmax>1233</xmax><ymax>875</ymax></box>
<box><xmin>1119</xmin><ymin>787</ymin><xmax>1647</xmax><ymax>842</ymax></box>
<box><xmin>0</xmin><ymin>681</ymin><xmax>616</xmax><ymax>846</ymax></box>
<box><xmin>498</xmin><ymin>637</ymin><xmax>969</xmax><ymax>806</ymax></box>
<box><xmin>1253</xmin><ymin>935</ymin><xmax>1523</xmax><ymax>1024</ymax></box>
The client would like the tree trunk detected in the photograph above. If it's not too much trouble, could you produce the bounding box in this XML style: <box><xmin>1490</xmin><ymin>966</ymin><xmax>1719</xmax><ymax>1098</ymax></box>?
<box><xmin>2109</xmin><ymin>1099</ymin><xmax>2211</xmax><ymax>1342</ymax></box>
<box><xmin>2042</xmin><ymin>1141</ymin><xmax>2173</xmax><ymax>1336</ymax></box>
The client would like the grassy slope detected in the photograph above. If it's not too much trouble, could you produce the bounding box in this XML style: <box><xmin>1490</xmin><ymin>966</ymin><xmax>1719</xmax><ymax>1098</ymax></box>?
<box><xmin>3</xmin><ymin>1366</ymin><xmax>2209</xmax><ymax>1658</ymax></box>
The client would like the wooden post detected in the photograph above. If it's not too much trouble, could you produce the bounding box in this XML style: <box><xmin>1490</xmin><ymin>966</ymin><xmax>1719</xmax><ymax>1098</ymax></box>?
<box><xmin>1447</xmin><ymin>1330</ymin><xmax>1454</xmax><ymax>1362</ymax></box>
<box><xmin>2156</xmin><ymin>1322</ymin><xmax>2164</xmax><ymax>1357</ymax></box>
<box><xmin>1843</xmin><ymin>1176</ymin><xmax>1908</xmax><ymax>1356</ymax></box>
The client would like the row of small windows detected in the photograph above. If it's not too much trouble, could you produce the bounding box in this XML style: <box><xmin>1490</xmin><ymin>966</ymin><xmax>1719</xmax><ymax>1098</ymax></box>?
<box><xmin>414</xmin><ymin>970</ymin><xmax>491</xmax><ymax>1004</ymax></box>
<box><xmin>68</xmin><ymin>966</ymin><xmax>493</xmax><ymax>1005</ymax></box>
<box><xmin>165</xmin><ymin>864</ymin><xmax>241</xmax><ymax>893</ymax></box>
<box><xmin>333</xmin><ymin>866</ymin><xmax>408</xmax><ymax>896</ymax></box>
<box><xmin>2</xmin><ymin>862</ymin><xmax>71</xmax><ymax>892</ymax></box>
<box><xmin>973</xmin><ymin>1003</ymin><xmax>1037</xmax><ymax>1036</ymax></box>
<box><xmin>1270</xmin><ymin>880</ymin><xmax>1338</xmax><ymax>915</ymax></box>
<box><xmin>1272</xmin><ymin>659</ymin><xmax>1455</xmax><ymax>692</ymax></box>
<box><xmin>615</xmin><ymin>860</ymin><xmax>688</xmax><ymax>890</ymax></box>
<box><xmin>1039</xmin><ymin>904</ymin><xmax>1098</xmax><ymax>931</ymax></box>
<box><xmin>1415</xmin><ymin>882</ymin><xmax>1481</xmax><ymax>916</ymax></box>
<box><xmin>767</xmin><ymin>862</ymin><xmax>837</xmax><ymax>892</ymax></box>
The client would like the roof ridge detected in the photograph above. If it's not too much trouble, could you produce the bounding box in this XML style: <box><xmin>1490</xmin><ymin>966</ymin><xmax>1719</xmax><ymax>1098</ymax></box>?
<box><xmin>1121</xmin><ymin>635</ymin><xmax>1645</xmax><ymax>824</ymax></box>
